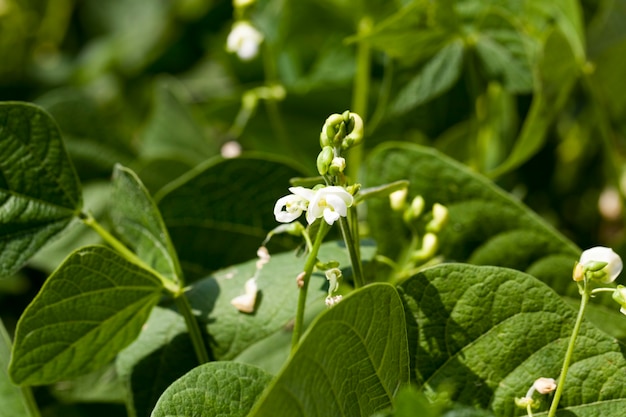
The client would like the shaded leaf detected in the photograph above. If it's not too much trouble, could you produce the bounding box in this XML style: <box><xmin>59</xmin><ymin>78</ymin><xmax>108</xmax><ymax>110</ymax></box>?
<box><xmin>364</xmin><ymin>143</ymin><xmax>581</xmax><ymax>299</ymax></box>
<box><xmin>488</xmin><ymin>29</ymin><xmax>579</xmax><ymax>178</ymax></box>
<box><xmin>117</xmin><ymin>307</ymin><xmax>196</xmax><ymax>417</ymax></box>
<box><xmin>0</xmin><ymin>102</ymin><xmax>82</xmax><ymax>278</ymax></box>
<box><xmin>400</xmin><ymin>263</ymin><xmax>626</xmax><ymax>416</ymax></box>
<box><xmin>249</xmin><ymin>283</ymin><xmax>409</xmax><ymax>417</ymax></box>
<box><xmin>9</xmin><ymin>245</ymin><xmax>163</xmax><ymax>385</ymax></box>
<box><xmin>139</xmin><ymin>79</ymin><xmax>218</xmax><ymax>165</ymax></box>
<box><xmin>390</xmin><ymin>39</ymin><xmax>464</xmax><ymax>115</ymax></box>
<box><xmin>151</xmin><ymin>362</ymin><xmax>273</xmax><ymax>417</ymax></box>
<box><xmin>156</xmin><ymin>155</ymin><xmax>306</xmax><ymax>279</ymax></box>
<box><xmin>110</xmin><ymin>164</ymin><xmax>182</xmax><ymax>284</ymax></box>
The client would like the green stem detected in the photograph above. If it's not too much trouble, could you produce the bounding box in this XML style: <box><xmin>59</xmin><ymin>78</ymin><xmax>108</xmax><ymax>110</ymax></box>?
<box><xmin>291</xmin><ymin>222</ymin><xmax>328</xmax><ymax>354</ymax></box>
<box><xmin>338</xmin><ymin>216</ymin><xmax>365</xmax><ymax>288</ymax></box>
<box><xmin>80</xmin><ymin>213</ymin><xmax>210</xmax><ymax>365</ymax></box>
<box><xmin>526</xmin><ymin>402</ymin><xmax>534</xmax><ymax>417</ymax></box>
<box><xmin>20</xmin><ymin>386</ymin><xmax>41</xmax><ymax>417</ymax></box>
<box><xmin>174</xmin><ymin>293</ymin><xmax>210</xmax><ymax>364</ymax></box>
<box><xmin>548</xmin><ymin>280</ymin><xmax>590</xmax><ymax>417</ymax></box>
<box><xmin>347</xmin><ymin>16</ymin><xmax>373</xmax><ymax>181</ymax></box>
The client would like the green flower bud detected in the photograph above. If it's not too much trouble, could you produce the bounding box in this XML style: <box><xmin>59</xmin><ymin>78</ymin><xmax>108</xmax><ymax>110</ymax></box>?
<box><xmin>426</xmin><ymin>203</ymin><xmax>449</xmax><ymax>232</ymax></box>
<box><xmin>403</xmin><ymin>196</ymin><xmax>425</xmax><ymax>224</ymax></box>
<box><xmin>342</xmin><ymin>112</ymin><xmax>364</xmax><ymax>150</ymax></box>
<box><xmin>389</xmin><ymin>188</ymin><xmax>408</xmax><ymax>211</ymax></box>
<box><xmin>612</xmin><ymin>285</ymin><xmax>626</xmax><ymax>315</ymax></box>
<box><xmin>316</xmin><ymin>146</ymin><xmax>334</xmax><ymax>175</ymax></box>
<box><xmin>320</xmin><ymin>114</ymin><xmax>344</xmax><ymax>148</ymax></box>
<box><xmin>328</xmin><ymin>157</ymin><xmax>346</xmax><ymax>175</ymax></box>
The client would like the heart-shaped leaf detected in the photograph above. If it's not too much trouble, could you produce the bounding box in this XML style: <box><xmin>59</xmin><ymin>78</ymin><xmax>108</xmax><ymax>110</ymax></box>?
<box><xmin>9</xmin><ymin>245</ymin><xmax>163</xmax><ymax>385</ymax></box>
<box><xmin>109</xmin><ymin>164</ymin><xmax>182</xmax><ymax>285</ymax></box>
<box><xmin>400</xmin><ymin>263</ymin><xmax>626</xmax><ymax>416</ymax></box>
<box><xmin>0</xmin><ymin>102</ymin><xmax>82</xmax><ymax>278</ymax></box>
<box><xmin>151</xmin><ymin>362</ymin><xmax>273</xmax><ymax>417</ymax></box>
<box><xmin>249</xmin><ymin>283</ymin><xmax>410</xmax><ymax>417</ymax></box>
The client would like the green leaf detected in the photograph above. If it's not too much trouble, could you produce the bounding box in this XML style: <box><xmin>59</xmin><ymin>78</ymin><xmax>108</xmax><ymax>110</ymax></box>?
<box><xmin>364</xmin><ymin>143</ymin><xmax>579</xmax><ymax>290</ymax></box>
<box><xmin>151</xmin><ymin>362</ymin><xmax>273</xmax><ymax>417</ymax></box>
<box><xmin>488</xmin><ymin>29</ymin><xmax>579</xmax><ymax>178</ymax></box>
<box><xmin>390</xmin><ymin>39</ymin><xmax>465</xmax><ymax>115</ymax></box>
<box><xmin>139</xmin><ymin>79</ymin><xmax>218</xmax><ymax>165</ymax></box>
<box><xmin>9</xmin><ymin>245</ymin><xmax>163</xmax><ymax>385</ymax></box>
<box><xmin>0</xmin><ymin>102</ymin><xmax>82</xmax><ymax>278</ymax></box>
<box><xmin>110</xmin><ymin>164</ymin><xmax>182</xmax><ymax>284</ymax></box>
<box><xmin>116</xmin><ymin>307</ymin><xmax>197</xmax><ymax>417</ymax></box>
<box><xmin>249</xmin><ymin>283</ymin><xmax>409</xmax><ymax>417</ymax></box>
<box><xmin>472</xmin><ymin>13</ymin><xmax>533</xmax><ymax>94</ymax></box>
<box><xmin>156</xmin><ymin>155</ymin><xmax>306</xmax><ymax>280</ymax></box>
<box><xmin>399</xmin><ymin>263</ymin><xmax>626</xmax><ymax>416</ymax></box>
<box><xmin>0</xmin><ymin>319</ymin><xmax>34</xmax><ymax>417</ymax></box>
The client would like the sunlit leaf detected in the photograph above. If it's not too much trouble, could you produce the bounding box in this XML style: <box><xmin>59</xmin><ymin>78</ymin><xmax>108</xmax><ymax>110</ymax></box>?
<box><xmin>249</xmin><ymin>283</ymin><xmax>409</xmax><ymax>417</ymax></box>
<box><xmin>110</xmin><ymin>164</ymin><xmax>182</xmax><ymax>285</ymax></box>
<box><xmin>0</xmin><ymin>319</ymin><xmax>34</xmax><ymax>417</ymax></box>
<box><xmin>400</xmin><ymin>263</ymin><xmax>626</xmax><ymax>416</ymax></box>
<box><xmin>9</xmin><ymin>245</ymin><xmax>163</xmax><ymax>385</ymax></box>
<box><xmin>151</xmin><ymin>362</ymin><xmax>273</xmax><ymax>417</ymax></box>
<box><xmin>0</xmin><ymin>102</ymin><xmax>82</xmax><ymax>278</ymax></box>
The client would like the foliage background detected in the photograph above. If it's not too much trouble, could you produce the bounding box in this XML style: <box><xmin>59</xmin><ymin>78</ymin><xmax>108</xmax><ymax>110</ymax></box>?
<box><xmin>2</xmin><ymin>0</ymin><xmax>626</xmax><ymax>416</ymax></box>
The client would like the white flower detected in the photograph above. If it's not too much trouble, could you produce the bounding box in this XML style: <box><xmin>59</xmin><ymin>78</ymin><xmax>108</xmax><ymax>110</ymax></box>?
<box><xmin>226</xmin><ymin>21</ymin><xmax>264</xmax><ymax>61</ymax></box>
<box><xmin>274</xmin><ymin>187</ymin><xmax>315</xmax><ymax>223</ymax></box>
<box><xmin>306</xmin><ymin>186</ymin><xmax>353</xmax><ymax>225</ymax></box>
<box><xmin>533</xmin><ymin>377</ymin><xmax>557</xmax><ymax>395</ymax></box>
<box><xmin>576</xmin><ymin>246</ymin><xmax>623</xmax><ymax>283</ymax></box>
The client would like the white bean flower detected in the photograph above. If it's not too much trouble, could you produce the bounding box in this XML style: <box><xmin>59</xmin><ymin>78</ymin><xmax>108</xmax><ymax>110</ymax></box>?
<box><xmin>574</xmin><ymin>246</ymin><xmax>623</xmax><ymax>283</ymax></box>
<box><xmin>306</xmin><ymin>186</ymin><xmax>353</xmax><ymax>225</ymax></box>
<box><xmin>274</xmin><ymin>187</ymin><xmax>315</xmax><ymax>223</ymax></box>
<box><xmin>226</xmin><ymin>21</ymin><xmax>264</xmax><ymax>61</ymax></box>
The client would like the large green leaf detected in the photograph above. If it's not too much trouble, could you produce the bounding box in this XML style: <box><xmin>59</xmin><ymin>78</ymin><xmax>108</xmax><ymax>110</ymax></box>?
<box><xmin>0</xmin><ymin>102</ymin><xmax>82</xmax><ymax>278</ymax></box>
<box><xmin>400</xmin><ymin>263</ymin><xmax>626</xmax><ymax>416</ymax></box>
<box><xmin>109</xmin><ymin>164</ymin><xmax>182</xmax><ymax>285</ymax></box>
<box><xmin>0</xmin><ymin>319</ymin><xmax>34</xmax><ymax>417</ymax></box>
<box><xmin>364</xmin><ymin>143</ymin><xmax>579</xmax><ymax>291</ymax></box>
<box><xmin>249</xmin><ymin>283</ymin><xmax>410</xmax><ymax>417</ymax></box>
<box><xmin>9</xmin><ymin>245</ymin><xmax>163</xmax><ymax>385</ymax></box>
<box><xmin>390</xmin><ymin>39</ymin><xmax>464</xmax><ymax>115</ymax></box>
<box><xmin>156</xmin><ymin>155</ymin><xmax>306</xmax><ymax>279</ymax></box>
<box><xmin>151</xmin><ymin>362</ymin><xmax>273</xmax><ymax>417</ymax></box>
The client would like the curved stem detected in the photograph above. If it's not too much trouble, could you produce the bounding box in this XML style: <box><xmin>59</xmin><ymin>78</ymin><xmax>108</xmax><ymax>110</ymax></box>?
<box><xmin>174</xmin><ymin>293</ymin><xmax>210</xmax><ymax>364</ymax></box>
<box><xmin>291</xmin><ymin>222</ymin><xmax>328</xmax><ymax>354</ymax></box>
<box><xmin>339</xmin><ymin>216</ymin><xmax>365</xmax><ymax>288</ymax></box>
<box><xmin>548</xmin><ymin>280</ymin><xmax>590</xmax><ymax>417</ymax></box>
<box><xmin>20</xmin><ymin>386</ymin><xmax>41</xmax><ymax>417</ymax></box>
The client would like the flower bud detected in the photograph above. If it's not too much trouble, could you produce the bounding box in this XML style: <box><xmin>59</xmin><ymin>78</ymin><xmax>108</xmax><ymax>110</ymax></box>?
<box><xmin>342</xmin><ymin>112</ymin><xmax>364</xmax><ymax>150</ymax></box>
<box><xmin>403</xmin><ymin>196</ymin><xmax>425</xmax><ymax>224</ymax></box>
<box><xmin>612</xmin><ymin>285</ymin><xmax>626</xmax><ymax>315</ymax></box>
<box><xmin>317</xmin><ymin>146</ymin><xmax>334</xmax><ymax>175</ymax></box>
<box><xmin>389</xmin><ymin>188</ymin><xmax>408</xmax><ymax>211</ymax></box>
<box><xmin>231</xmin><ymin>278</ymin><xmax>258</xmax><ymax>313</ymax></box>
<box><xmin>320</xmin><ymin>114</ymin><xmax>344</xmax><ymax>148</ymax></box>
<box><xmin>411</xmin><ymin>233</ymin><xmax>438</xmax><ymax>262</ymax></box>
<box><xmin>576</xmin><ymin>246</ymin><xmax>623</xmax><ymax>283</ymax></box>
<box><xmin>328</xmin><ymin>157</ymin><xmax>346</xmax><ymax>175</ymax></box>
<box><xmin>426</xmin><ymin>203</ymin><xmax>449</xmax><ymax>232</ymax></box>
<box><xmin>533</xmin><ymin>377</ymin><xmax>557</xmax><ymax>395</ymax></box>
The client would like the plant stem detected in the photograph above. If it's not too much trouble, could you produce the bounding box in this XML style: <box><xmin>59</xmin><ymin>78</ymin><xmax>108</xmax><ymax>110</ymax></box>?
<box><xmin>174</xmin><ymin>292</ymin><xmax>210</xmax><ymax>364</ymax></box>
<box><xmin>339</xmin><ymin>216</ymin><xmax>365</xmax><ymax>288</ymax></box>
<box><xmin>21</xmin><ymin>386</ymin><xmax>41</xmax><ymax>417</ymax></box>
<box><xmin>347</xmin><ymin>16</ymin><xmax>372</xmax><ymax>181</ymax></box>
<box><xmin>548</xmin><ymin>280</ymin><xmax>590</xmax><ymax>417</ymax></box>
<box><xmin>291</xmin><ymin>222</ymin><xmax>328</xmax><ymax>354</ymax></box>
<box><xmin>80</xmin><ymin>213</ymin><xmax>210</xmax><ymax>365</ymax></box>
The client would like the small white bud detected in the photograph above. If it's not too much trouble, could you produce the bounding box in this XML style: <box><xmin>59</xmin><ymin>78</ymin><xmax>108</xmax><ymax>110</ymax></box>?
<box><xmin>389</xmin><ymin>188</ymin><xmax>408</xmax><ymax>211</ymax></box>
<box><xmin>231</xmin><ymin>278</ymin><xmax>258</xmax><ymax>313</ymax></box>
<box><xmin>533</xmin><ymin>377</ymin><xmax>557</xmax><ymax>395</ymax></box>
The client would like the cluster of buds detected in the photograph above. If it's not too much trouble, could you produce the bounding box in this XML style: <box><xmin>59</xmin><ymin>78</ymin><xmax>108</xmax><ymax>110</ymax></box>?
<box><xmin>389</xmin><ymin>190</ymin><xmax>449</xmax><ymax>264</ymax></box>
<box><xmin>319</xmin><ymin>111</ymin><xmax>364</xmax><ymax>152</ymax></box>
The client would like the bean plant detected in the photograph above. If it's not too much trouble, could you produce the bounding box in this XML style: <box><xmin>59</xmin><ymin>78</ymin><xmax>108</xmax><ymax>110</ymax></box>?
<box><xmin>2</xmin><ymin>1</ymin><xmax>626</xmax><ymax>417</ymax></box>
